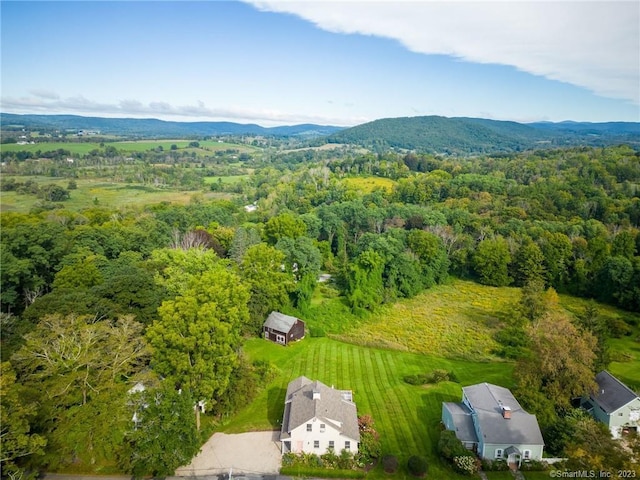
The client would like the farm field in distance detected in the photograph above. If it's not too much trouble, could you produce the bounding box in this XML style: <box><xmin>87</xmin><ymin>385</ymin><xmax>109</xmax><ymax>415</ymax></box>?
<box><xmin>0</xmin><ymin>176</ymin><xmax>236</xmax><ymax>213</ymax></box>
<box><xmin>0</xmin><ymin>139</ymin><xmax>258</xmax><ymax>155</ymax></box>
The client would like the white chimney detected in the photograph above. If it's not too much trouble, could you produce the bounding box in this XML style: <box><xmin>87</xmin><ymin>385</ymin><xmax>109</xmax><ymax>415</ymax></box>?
<box><xmin>313</xmin><ymin>390</ymin><xmax>321</xmax><ymax>400</ymax></box>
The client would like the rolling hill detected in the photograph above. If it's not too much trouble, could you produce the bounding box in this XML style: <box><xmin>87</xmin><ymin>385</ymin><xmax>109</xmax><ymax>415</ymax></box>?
<box><xmin>0</xmin><ymin>113</ymin><xmax>344</xmax><ymax>138</ymax></box>
<box><xmin>327</xmin><ymin>115</ymin><xmax>640</xmax><ymax>154</ymax></box>
<box><xmin>3</xmin><ymin>113</ymin><xmax>639</xmax><ymax>154</ymax></box>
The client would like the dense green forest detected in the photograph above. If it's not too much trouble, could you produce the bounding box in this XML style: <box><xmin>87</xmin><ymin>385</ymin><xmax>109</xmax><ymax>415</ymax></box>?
<box><xmin>1</xmin><ymin>139</ymin><xmax>639</xmax><ymax>477</ymax></box>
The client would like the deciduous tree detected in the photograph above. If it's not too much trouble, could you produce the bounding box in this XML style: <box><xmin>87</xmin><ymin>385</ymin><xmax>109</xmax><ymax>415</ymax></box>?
<box><xmin>0</xmin><ymin>362</ymin><xmax>46</xmax><ymax>477</ymax></box>
<box><xmin>122</xmin><ymin>384</ymin><xmax>200</xmax><ymax>479</ymax></box>
<box><xmin>473</xmin><ymin>237</ymin><xmax>512</xmax><ymax>286</ymax></box>
<box><xmin>146</xmin><ymin>263</ymin><xmax>249</xmax><ymax>405</ymax></box>
<box><xmin>514</xmin><ymin>312</ymin><xmax>597</xmax><ymax>426</ymax></box>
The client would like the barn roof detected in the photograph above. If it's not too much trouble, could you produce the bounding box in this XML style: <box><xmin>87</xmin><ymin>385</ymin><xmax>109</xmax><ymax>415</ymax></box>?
<box><xmin>263</xmin><ymin>311</ymin><xmax>300</xmax><ymax>333</ymax></box>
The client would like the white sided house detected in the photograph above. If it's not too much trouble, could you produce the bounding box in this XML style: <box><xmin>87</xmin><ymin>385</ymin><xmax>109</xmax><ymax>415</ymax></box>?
<box><xmin>442</xmin><ymin>383</ymin><xmax>545</xmax><ymax>468</ymax></box>
<box><xmin>582</xmin><ymin>371</ymin><xmax>640</xmax><ymax>439</ymax></box>
<box><xmin>280</xmin><ymin>376</ymin><xmax>359</xmax><ymax>455</ymax></box>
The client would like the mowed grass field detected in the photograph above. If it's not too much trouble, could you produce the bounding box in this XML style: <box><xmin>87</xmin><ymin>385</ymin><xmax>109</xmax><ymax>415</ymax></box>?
<box><xmin>227</xmin><ymin>337</ymin><xmax>513</xmax><ymax>478</ymax></box>
<box><xmin>0</xmin><ymin>177</ymin><xmax>235</xmax><ymax>213</ymax></box>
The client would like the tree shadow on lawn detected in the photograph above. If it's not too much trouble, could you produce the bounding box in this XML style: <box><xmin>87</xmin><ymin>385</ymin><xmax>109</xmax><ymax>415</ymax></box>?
<box><xmin>267</xmin><ymin>385</ymin><xmax>286</xmax><ymax>429</ymax></box>
<box><xmin>420</xmin><ymin>391</ymin><xmax>459</xmax><ymax>446</ymax></box>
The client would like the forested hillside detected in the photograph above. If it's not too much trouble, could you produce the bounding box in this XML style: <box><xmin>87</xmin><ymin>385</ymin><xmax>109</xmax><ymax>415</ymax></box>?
<box><xmin>0</xmin><ymin>113</ymin><xmax>344</xmax><ymax>138</ymax></box>
<box><xmin>328</xmin><ymin>115</ymin><xmax>640</xmax><ymax>154</ymax></box>
<box><xmin>1</xmin><ymin>139</ymin><xmax>639</xmax><ymax>476</ymax></box>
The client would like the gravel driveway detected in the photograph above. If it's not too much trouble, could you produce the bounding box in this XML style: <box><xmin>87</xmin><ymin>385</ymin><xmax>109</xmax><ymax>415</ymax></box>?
<box><xmin>175</xmin><ymin>431</ymin><xmax>282</xmax><ymax>476</ymax></box>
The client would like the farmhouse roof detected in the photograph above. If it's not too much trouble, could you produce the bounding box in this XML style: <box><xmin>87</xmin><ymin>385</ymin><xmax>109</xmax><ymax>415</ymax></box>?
<box><xmin>281</xmin><ymin>376</ymin><xmax>359</xmax><ymax>442</ymax></box>
<box><xmin>264</xmin><ymin>311</ymin><xmax>300</xmax><ymax>333</ymax></box>
<box><xmin>592</xmin><ymin>371</ymin><xmax>639</xmax><ymax>414</ymax></box>
<box><xmin>463</xmin><ymin>383</ymin><xmax>544</xmax><ymax>446</ymax></box>
<box><xmin>443</xmin><ymin>402</ymin><xmax>478</xmax><ymax>443</ymax></box>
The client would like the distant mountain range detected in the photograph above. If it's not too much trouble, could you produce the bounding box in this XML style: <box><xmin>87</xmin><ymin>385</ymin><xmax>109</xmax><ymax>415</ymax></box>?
<box><xmin>327</xmin><ymin>116</ymin><xmax>640</xmax><ymax>154</ymax></box>
<box><xmin>0</xmin><ymin>113</ymin><xmax>344</xmax><ymax>138</ymax></box>
<box><xmin>2</xmin><ymin>113</ymin><xmax>639</xmax><ymax>154</ymax></box>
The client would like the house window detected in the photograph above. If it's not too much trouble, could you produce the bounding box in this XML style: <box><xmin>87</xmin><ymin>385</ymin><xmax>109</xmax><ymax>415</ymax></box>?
<box><xmin>523</xmin><ymin>450</ymin><xmax>531</xmax><ymax>460</ymax></box>
<box><xmin>495</xmin><ymin>449</ymin><xmax>503</xmax><ymax>459</ymax></box>
<box><xmin>314</xmin><ymin>440</ymin><xmax>319</xmax><ymax>448</ymax></box>
<box><xmin>320</xmin><ymin>423</ymin><xmax>325</xmax><ymax>432</ymax></box>
<box><xmin>276</xmin><ymin>334</ymin><xmax>286</xmax><ymax>344</ymax></box>
<box><xmin>306</xmin><ymin>423</ymin><xmax>312</xmax><ymax>432</ymax></box>
<box><xmin>345</xmin><ymin>441</ymin><xmax>351</xmax><ymax>450</ymax></box>
<box><xmin>619</xmin><ymin>412</ymin><xmax>624</xmax><ymax>416</ymax></box>
<box><xmin>329</xmin><ymin>441</ymin><xmax>334</xmax><ymax>449</ymax></box>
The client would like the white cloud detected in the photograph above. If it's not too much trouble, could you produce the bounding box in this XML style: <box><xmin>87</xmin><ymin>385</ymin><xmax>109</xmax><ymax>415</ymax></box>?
<box><xmin>245</xmin><ymin>0</ymin><xmax>640</xmax><ymax>105</ymax></box>
<box><xmin>0</xmin><ymin>94</ymin><xmax>364</xmax><ymax>126</ymax></box>
<box><xmin>29</xmin><ymin>89</ymin><xmax>60</xmax><ymax>100</ymax></box>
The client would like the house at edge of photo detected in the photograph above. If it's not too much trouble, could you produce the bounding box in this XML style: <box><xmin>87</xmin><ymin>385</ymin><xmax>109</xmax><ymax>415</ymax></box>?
<box><xmin>263</xmin><ymin>311</ymin><xmax>305</xmax><ymax>346</ymax></box>
<box><xmin>280</xmin><ymin>376</ymin><xmax>360</xmax><ymax>455</ymax></box>
<box><xmin>442</xmin><ymin>382</ymin><xmax>545</xmax><ymax>468</ymax></box>
<box><xmin>581</xmin><ymin>370</ymin><xmax>640</xmax><ymax>439</ymax></box>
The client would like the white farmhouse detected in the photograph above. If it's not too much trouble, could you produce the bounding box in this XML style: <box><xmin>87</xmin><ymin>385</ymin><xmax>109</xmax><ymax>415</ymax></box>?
<box><xmin>280</xmin><ymin>376</ymin><xmax>360</xmax><ymax>455</ymax></box>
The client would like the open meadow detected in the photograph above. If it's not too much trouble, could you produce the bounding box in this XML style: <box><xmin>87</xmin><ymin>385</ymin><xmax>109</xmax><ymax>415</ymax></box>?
<box><xmin>0</xmin><ymin>177</ymin><xmax>235</xmax><ymax>213</ymax></box>
<box><xmin>341</xmin><ymin>176</ymin><xmax>397</xmax><ymax>194</ymax></box>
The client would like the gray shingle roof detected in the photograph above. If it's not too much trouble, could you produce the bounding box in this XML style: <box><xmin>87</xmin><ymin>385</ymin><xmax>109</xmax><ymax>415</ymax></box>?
<box><xmin>592</xmin><ymin>371</ymin><xmax>639</xmax><ymax>414</ymax></box>
<box><xmin>264</xmin><ymin>311</ymin><xmax>299</xmax><ymax>333</ymax></box>
<box><xmin>462</xmin><ymin>383</ymin><xmax>544</xmax><ymax>446</ymax></box>
<box><xmin>443</xmin><ymin>402</ymin><xmax>478</xmax><ymax>443</ymax></box>
<box><xmin>281</xmin><ymin>376</ymin><xmax>360</xmax><ymax>442</ymax></box>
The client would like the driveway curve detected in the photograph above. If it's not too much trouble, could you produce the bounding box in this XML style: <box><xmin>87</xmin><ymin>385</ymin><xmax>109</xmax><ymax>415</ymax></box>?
<box><xmin>175</xmin><ymin>431</ymin><xmax>281</xmax><ymax>476</ymax></box>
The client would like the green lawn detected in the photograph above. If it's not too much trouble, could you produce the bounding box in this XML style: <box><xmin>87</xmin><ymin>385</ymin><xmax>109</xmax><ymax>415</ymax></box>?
<box><xmin>608</xmin><ymin>331</ymin><xmax>640</xmax><ymax>390</ymax></box>
<box><xmin>484</xmin><ymin>472</ymin><xmax>516</xmax><ymax>480</ymax></box>
<box><xmin>522</xmin><ymin>472</ymin><xmax>554</xmax><ymax>479</ymax></box>
<box><xmin>226</xmin><ymin>337</ymin><xmax>513</xmax><ymax>479</ymax></box>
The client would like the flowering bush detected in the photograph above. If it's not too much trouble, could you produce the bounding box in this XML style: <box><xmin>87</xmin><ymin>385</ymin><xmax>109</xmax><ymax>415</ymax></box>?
<box><xmin>454</xmin><ymin>455</ymin><xmax>479</xmax><ymax>475</ymax></box>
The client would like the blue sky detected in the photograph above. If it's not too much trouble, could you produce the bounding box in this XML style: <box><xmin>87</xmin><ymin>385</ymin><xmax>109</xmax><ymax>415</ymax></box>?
<box><xmin>1</xmin><ymin>1</ymin><xmax>638</xmax><ymax>126</ymax></box>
